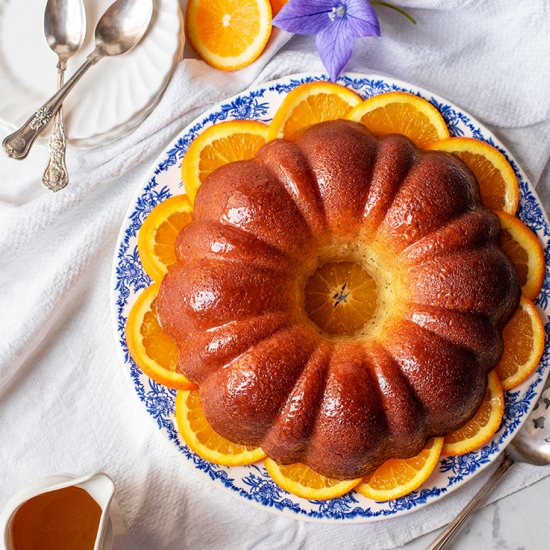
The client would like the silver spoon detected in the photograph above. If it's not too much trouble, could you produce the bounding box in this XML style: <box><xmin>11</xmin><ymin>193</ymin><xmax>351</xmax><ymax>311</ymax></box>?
<box><xmin>428</xmin><ymin>385</ymin><xmax>550</xmax><ymax>549</ymax></box>
<box><xmin>42</xmin><ymin>0</ymin><xmax>86</xmax><ymax>192</ymax></box>
<box><xmin>2</xmin><ymin>0</ymin><xmax>153</xmax><ymax>161</ymax></box>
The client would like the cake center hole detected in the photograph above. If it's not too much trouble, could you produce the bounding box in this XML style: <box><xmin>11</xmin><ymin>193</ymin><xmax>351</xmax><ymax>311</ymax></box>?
<box><xmin>304</xmin><ymin>261</ymin><xmax>377</xmax><ymax>336</ymax></box>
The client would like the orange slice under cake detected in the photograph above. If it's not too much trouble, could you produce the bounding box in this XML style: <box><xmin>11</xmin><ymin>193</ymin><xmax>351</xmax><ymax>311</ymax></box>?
<box><xmin>347</xmin><ymin>91</ymin><xmax>449</xmax><ymax>148</ymax></box>
<box><xmin>442</xmin><ymin>371</ymin><xmax>504</xmax><ymax>456</ymax></box>
<box><xmin>176</xmin><ymin>390</ymin><xmax>266</xmax><ymax>466</ymax></box>
<box><xmin>182</xmin><ymin>120</ymin><xmax>267</xmax><ymax>204</ymax></box>
<box><xmin>429</xmin><ymin>137</ymin><xmax>519</xmax><ymax>214</ymax></box>
<box><xmin>126</xmin><ymin>284</ymin><xmax>196</xmax><ymax>390</ymax></box>
<box><xmin>267</xmin><ymin>81</ymin><xmax>362</xmax><ymax>141</ymax></box>
<box><xmin>138</xmin><ymin>195</ymin><xmax>193</xmax><ymax>282</ymax></box>
<box><xmin>496</xmin><ymin>295</ymin><xmax>545</xmax><ymax>390</ymax></box>
<box><xmin>356</xmin><ymin>438</ymin><xmax>444</xmax><ymax>501</ymax></box>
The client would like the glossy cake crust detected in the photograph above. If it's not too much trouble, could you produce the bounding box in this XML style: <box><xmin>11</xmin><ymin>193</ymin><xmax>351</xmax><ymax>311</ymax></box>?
<box><xmin>157</xmin><ymin>120</ymin><xmax>520</xmax><ymax>479</ymax></box>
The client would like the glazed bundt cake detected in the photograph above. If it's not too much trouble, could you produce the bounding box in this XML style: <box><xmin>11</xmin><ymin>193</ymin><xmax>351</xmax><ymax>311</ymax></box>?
<box><xmin>157</xmin><ymin>119</ymin><xmax>520</xmax><ymax>479</ymax></box>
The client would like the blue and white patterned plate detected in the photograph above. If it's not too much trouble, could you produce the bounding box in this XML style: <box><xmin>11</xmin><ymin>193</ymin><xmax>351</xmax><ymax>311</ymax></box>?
<box><xmin>111</xmin><ymin>73</ymin><xmax>550</xmax><ymax>523</ymax></box>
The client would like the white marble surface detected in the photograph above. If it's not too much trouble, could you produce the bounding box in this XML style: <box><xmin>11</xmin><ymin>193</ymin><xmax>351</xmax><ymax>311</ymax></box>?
<box><xmin>404</xmin><ymin>473</ymin><xmax>550</xmax><ymax>549</ymax></box>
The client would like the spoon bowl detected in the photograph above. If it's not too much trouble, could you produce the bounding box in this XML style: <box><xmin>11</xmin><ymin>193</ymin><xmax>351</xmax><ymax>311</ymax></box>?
<box><xmin>44</xmin><ymin>0</ymin><xmax>86</xmax><ymax>60</ymax></box>
<box><xmin>429</xmin><ymin>385</ymin><xmax>550</xmax><ymax>549</ymax></box>
<box><xmin>95</xmin><ymin>0</ymin><xmax>154</xmax><ymax>57</ymax></box>
<box><xmin>509</xmin><ymin>392</ymin><xmax>550</xmax><ymax>465</ymax></box>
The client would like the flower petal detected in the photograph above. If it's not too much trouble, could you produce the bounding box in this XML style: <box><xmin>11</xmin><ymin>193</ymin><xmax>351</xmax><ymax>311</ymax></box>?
<box><xmin>273</xmin><ymin>0</ymin><xmax>337</xmax><ymax>35</ymax></box>
<box><xmin>345</xmin><ymin>0</ymin><xmax>381</xmax><ymax>38</ymax></box>
<box><xmin>315</xmin><ymin>19</ymin><xmax>355</xmax><ymax>80</ymax></box>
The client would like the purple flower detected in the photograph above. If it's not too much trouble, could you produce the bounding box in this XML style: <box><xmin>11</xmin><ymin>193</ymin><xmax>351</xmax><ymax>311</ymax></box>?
<box><xmin>273</xmin><ymin>0</ymin><xmax>381</xmax><ymax>80</ymax></box>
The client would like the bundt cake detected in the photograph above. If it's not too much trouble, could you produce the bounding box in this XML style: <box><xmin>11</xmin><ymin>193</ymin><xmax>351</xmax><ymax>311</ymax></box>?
<box><xmin>157</xmin><ymin>119</ymin><xmax>520</xmax><ymax>480</ymax></box>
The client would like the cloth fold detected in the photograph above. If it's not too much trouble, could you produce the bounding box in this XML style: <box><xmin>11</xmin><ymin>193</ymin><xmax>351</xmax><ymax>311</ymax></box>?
<box><xmin>1</xmin><ymin>1</ymin><xmax>549</xmax><ymax>549</ymax></box>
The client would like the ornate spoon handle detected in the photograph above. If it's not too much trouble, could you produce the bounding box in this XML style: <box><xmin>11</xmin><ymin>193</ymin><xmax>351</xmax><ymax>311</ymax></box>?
<box><xmin>42</xmin><ymin>61</ymin><xmax>68</xmax><ymax>191</ymax></box>
<box><xmin>427</xmin><ymin>453</ymin><xmax>515</xmax><ymax>550</ymax></box>
<box><xmin>2</xmin><ymin>51</ymin><xmax>102</xmax><ymax>160</ymax></box>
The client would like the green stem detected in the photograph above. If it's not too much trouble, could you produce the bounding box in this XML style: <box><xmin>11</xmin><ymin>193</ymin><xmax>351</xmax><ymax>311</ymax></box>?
<box><xmin>371</xmin><ymin>2</ymin><xmax>417</xmax><ymax>24</ymax></box>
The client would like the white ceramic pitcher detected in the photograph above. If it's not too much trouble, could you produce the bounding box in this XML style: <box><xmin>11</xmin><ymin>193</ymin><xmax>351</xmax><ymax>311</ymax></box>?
<box><xmin>0</xmin><ymin>472</ymin><xmax>123</xmax><ymax>550</ymax></box>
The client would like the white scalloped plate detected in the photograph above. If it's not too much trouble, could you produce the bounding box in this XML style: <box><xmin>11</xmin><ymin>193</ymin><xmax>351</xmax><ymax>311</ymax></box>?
<box><xmin>0</xmin><ymin>0</ymin><xmax>182</xmax><ymax>147</ymax></box>
<box><xmin>111</xmin><ymin>73</ymin><xmax>550</xmax><ymax>522</ymax></box>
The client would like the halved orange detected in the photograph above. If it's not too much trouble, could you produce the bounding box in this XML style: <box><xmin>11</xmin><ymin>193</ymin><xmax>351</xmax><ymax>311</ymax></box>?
<box><xmin>176</xmin><ymin>390</ymin><xmax>267</xmax><ymax>466</ymax></box>
<box><xmin>126</xmin><ymin>284</ymin><xmax>196</xmax><ymax>390</ymax></box>
<box><xmin>182</xmin><ymin>120</ymin><xmax>268</xmax><ymax>204</ymax></box>
<box><xmin>185</xmin><ymin>0</ymin><xmax>272</xmax><ymax>71</ymax></box>
<box><xmin>442</xmin><ymin>371</ymin><xmax>504</xmax><ymax>456</ymax></box>
<box><xmin>267</xmin><ymin>81</ymin><xmax>363</xmax><ymax>141</ymax></box>
<box><xmin>263</xmin><ymin>459</ymin><xmax>362</xmax><ymax>500</ymax></box>
<box><xmin>346</xmin><ymin>91</ymin><xmax>449</xmax><ymax>149</ymax></box>
<box><xmin>304</xmin><ymin>261</ymin><xmax>377</xmax><ymax>335</ymax></box>
<box><xmin>138</xmin><ymin>195</ymin><xmax>193</xmax><ymax>283</ymax></box>
<box><xmin>356</xmin><ymin>438</ymin><xmax>444</xmax><ymax>501</ymax></box>
<box><xmin>428</xmin><ymin>137</ymin><xmax>519</xmax><ymax>214</ymax></box>
<box><xmin>269</xmin><ymin>0</ymin><xmax>287</xmax><ymax>15</ymax></box>
<box><xmin>497</xmin><ymin>211</ymin><xmax>545</xmax><ymax>300</ymax></box>
<box><xmin>496</xmin><ymin>295</ymin><xmax>545</xmax><ymax>390</ymax></box>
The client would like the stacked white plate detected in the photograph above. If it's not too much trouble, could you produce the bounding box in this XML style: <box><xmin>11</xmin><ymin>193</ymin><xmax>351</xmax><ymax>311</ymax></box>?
<box><xmin>0</xmin><ymin>0</ymin><xmax>183</xmax><ymax>147</ymax></box>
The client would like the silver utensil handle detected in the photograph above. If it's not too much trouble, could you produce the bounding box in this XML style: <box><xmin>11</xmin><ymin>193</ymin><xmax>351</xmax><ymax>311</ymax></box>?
<box><xmin>42</xmin><ymin>63</ymin><xmax>68</xmax><ymax>191</ymax></box>
<box><xmin>427</xmin><ymin>454</ymin><xmax>515</xmax><ymax>550</ymax></box>
<box><xmin>2</xmin><ymin>51</ymin><xmax>101</xmax><ymax>160</ymax></box>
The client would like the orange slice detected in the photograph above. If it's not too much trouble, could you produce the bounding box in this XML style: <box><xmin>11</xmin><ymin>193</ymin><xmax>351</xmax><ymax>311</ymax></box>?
<box><xmin>497</xmin><ymin>211</ymin><xmax>545</xmax><ymax>300</ymax></box>
<box><xmin>428</xmin><ymin>137</ymin><xmax>519</xmax><ymax>214</ymax></box>
<box><xmin>263</xmin><ymin>459</ymin><xmax>362</xmax><ymax>500</ymax></box>
<box><xmin>176</xmin><ymin>390</ymin><xmax>267</xmax><ymax>466</ymax></box>
<box><xmin>356</xmin><ymin>438</ymin><xmax>444</xmax><ymax>501</ymax></box>
<box><xmin>267</xmin><ymin>81</ymin><xmax>363</xmax><ymax>141</ymax></box>
<box><xmin>138</xmin><ymin>195</ymin><xmax>193</xmax><ymax>283</ymax></box>
<box><xmin>442</xmin><ymin>371</ymin><xmax>504</xmax><ymax>456</ymax></box>
<box><xmin>126</xmin><ymin>284</ymin><xmax>196</xmax><ymax>390</ymax></box>
<box><xmin>496</xmin><ymin>295</ymin><xmax>545</xmax><ymax>390</ymax></box>
<box><xmin>304</xmin><ymin>261</ymin><xmax>377</xmax><ymax>335</ymax></box>
<box><xmin>269</xmin><ymin>0</ymin><xmax>287</xmax><ymax>15</ymax></box>
<box><xmin>185</xmin><ymin>0</ymin><xmax>272</xmax><ymax>71</ymax></box>
<box><xmin>346</xmin><ymin>91</ymin><xmax>449</xmax><ymax>149</ymax></box>
<box><xmin>182</xmin><ymin>120</ymin><xmax>268</xmax><ymax>204</ymax></box>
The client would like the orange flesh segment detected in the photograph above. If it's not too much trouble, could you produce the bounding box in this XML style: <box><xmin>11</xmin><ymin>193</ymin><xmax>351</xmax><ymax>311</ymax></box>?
<box><xmin>305</xmin><ymin>261</ymin><xmax>377</xmax><ymax>335</ymax></box>
<box><xmin>195</xmin><ymin>0</ymin><xmax>262</xmax><ymax>57</ymax></box>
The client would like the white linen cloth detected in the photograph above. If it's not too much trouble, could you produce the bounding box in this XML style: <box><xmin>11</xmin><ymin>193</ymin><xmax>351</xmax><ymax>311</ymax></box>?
<box><xmin>1</xmin><ymin>1</ymin><xmax>550</xmax><ymax>548</ymax></box>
